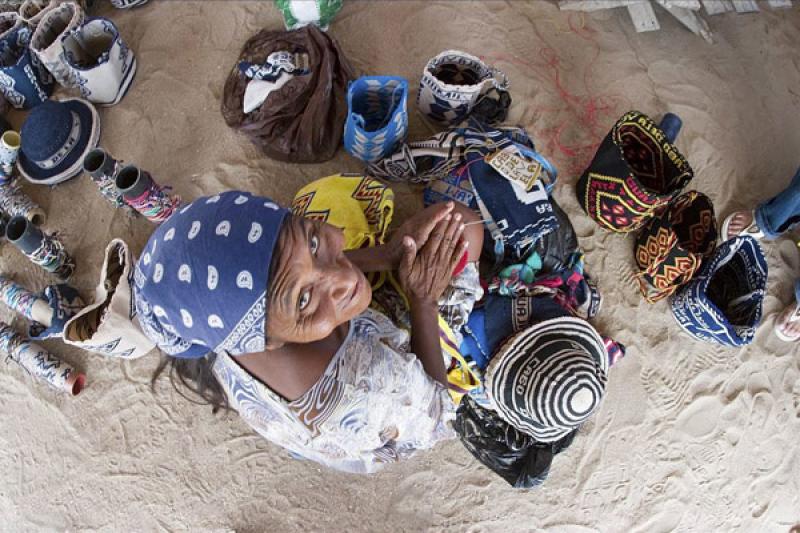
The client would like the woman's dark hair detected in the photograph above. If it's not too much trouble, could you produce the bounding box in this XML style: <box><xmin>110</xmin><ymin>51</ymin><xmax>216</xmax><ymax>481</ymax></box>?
<box><xmin>151</xmin><ymin>353</ymin><xmax>230</xmax><ymax>414</ymax></box>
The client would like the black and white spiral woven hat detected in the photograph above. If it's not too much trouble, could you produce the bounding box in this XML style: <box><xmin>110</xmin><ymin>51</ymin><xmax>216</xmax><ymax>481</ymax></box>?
<box><xmin>486</xmin><ymin>316</ymin><xmax>609</xmax><ymax>443</ymax></box>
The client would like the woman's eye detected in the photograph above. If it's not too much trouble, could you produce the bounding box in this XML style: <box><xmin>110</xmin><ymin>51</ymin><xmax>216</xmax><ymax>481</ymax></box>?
<box><xmin>299</xmin><ymin>289</ymin><xmax>311</xmax><ymax>311</ymax></box>
<box><xmin>310</xmin><ymin>235</ymin><xmax>319</xmax><ymax>256</ymax></box>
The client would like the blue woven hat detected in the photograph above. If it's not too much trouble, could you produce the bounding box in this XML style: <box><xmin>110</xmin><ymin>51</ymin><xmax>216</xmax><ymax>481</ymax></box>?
<box><xmin>18</xmin><ymin>98</ymin><xmax>100</xmax><ymax>185</ymax></box>
<box><xmin>343</xmin><ymin>76</ymin><xmax>408</xmax><ymax>163</ymax></box>
<box><xmin>671</xmin><ymin>235</ymin><xmax>767</xmax><ymax>347</ymax></box>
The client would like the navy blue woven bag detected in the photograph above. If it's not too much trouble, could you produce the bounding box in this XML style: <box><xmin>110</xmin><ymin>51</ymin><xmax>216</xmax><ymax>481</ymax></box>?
<box><xmin>671</xmin><ymin>236</ymin><xmax>767</xmax><ymax>347</ymax></box>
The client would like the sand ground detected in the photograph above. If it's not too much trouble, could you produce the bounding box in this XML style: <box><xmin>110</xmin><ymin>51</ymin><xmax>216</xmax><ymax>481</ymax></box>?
<box><xmin>1</xmin><ymin>1</ymin><xmax>799</xmax><ymax>531</ymax></box>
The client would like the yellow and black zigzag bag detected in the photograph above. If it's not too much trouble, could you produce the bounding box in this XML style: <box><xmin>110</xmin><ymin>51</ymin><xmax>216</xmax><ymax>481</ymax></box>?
<box><xmin>576</xmin><ymin>111</ymin><xmax>694</xmax><ymax>233</ymax></box>
<box><xmin>634</xmin><ymin>191</ymin><xmax>717</xmax><ymax>303</ymax></box>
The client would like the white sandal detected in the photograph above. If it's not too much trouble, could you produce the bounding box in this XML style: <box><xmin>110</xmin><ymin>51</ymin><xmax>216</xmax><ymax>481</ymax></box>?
<box><xmin>774</xmin><ymin>300</ymin><xmax>800</xmax><ymax>342</ymax></box>
<box><xmin>720</xmin><ymin>210</ymin><xmax>765</xmax><ymax>242</ymax></box>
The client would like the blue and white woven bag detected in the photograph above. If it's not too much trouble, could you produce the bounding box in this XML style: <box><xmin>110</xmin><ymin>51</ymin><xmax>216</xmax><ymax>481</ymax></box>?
<box><xmin>670</xmin><ymin>235</ymin><xmax>767</xmax><ymax>347</ymax></box>
<box><xmin>417</xmin><ymin>50</ymin><xmax>509</xmax><ymax>126</ymax></box>
<box><xmin>343</xmin><ymin>76</ymin><xmax>408</xmax><ymax>163</ymax></box>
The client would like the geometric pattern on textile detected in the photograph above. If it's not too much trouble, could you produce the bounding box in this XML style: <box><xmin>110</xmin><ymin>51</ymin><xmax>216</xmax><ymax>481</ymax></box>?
<box><xmin>634</xmin><ymin>191</ymin><xmax>718</xmax><ymax>303</ymax></box>
<box><xmin>290</xmin><ymin>190</ymin><xmax>330</xmax><ymax>223</ymax></box>
<box><xmin>291</xmin><ymin>174</ymin><xmax>394</xmax><ymax>251</ymax></box>
<box><xmin>426</xmin><ymin>93</ymin><xmax>470</xmax><ymax>124</ymax></box>
<box><xmin>576</xmin><ymin>110</ymin><xmax>694</xmax><ymax>233</ymax></box>
<box><xmin>592</xmin><ymin>173</ymin><xmax>660</xmax><ymax>232</ymax></box>
<box><xmin>670</xmin><ymin>235</ymin><xmax>768</xmax><ymax>347</ymax></box>
<box><xmin>292</xmin><ymin>175</ymin><xmax>394</xmax><ymax>231</ymax></box>
<box><xmin>416</xmin><ymin>50</ymin><xmax>507</xmax><ymax>126</ymax></box>
<box><xmin>344</xmin><ymin>76</ymin><xmax>408</xmax><ymax>163</ymax></box>
<box><xmin>351</xmin><ymin>176</ymin><xmax>390</xmax><ymax>228</ymax></box>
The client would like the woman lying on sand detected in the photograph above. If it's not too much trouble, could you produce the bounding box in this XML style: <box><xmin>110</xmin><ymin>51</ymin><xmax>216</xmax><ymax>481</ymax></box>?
<box><xmin>135</xmin><ymin>176</ymin><xmax>614</xmax><ymax>477</ymax></box>
<box><xmin>135</xmin><ymin>182</ymin><xmax>485</xmax><ymax>473</ymax></box>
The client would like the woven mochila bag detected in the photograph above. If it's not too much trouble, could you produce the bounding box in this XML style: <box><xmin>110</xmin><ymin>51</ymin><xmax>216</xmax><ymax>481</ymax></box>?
<box><xmin>343</xmin><ymin>75</ymin><xmax>408</xmax><ymax>163</ymax></box>
<box><xmin>634</xmin><ymin>191</ymin><xmax>717</xmax><ymax>303</ymax></box>
<box><xmin>670</xmin><ymin>235</ymin><xmax>768</xmax><ymax>347</ymax></box>
<box><xmin>417</xmin><ymin>50</ymin><xmax>510</xmax><ymax>126</ymax></box>
<box><xmin>576</xmin><ymin>110</ymin><xmax>694</xmax><ymax>233</ymax></box>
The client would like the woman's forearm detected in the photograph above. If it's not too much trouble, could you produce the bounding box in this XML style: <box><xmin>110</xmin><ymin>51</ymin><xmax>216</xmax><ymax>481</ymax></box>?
<box><xmin>345</xmin><ymin>245</ymin><xmax>395</xmax><ymax>272</ymax></box>
<box><xmin>409</xmin><ymin>299</ymin><xmax>447</xmax><ymax>386</ymax></box>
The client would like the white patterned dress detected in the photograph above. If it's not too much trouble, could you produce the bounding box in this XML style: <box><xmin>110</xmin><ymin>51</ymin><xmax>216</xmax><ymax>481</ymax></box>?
<box><xmin>212</xmin><ymin>307</ymin><xmax>456</xmax><ymax>474</ymax></box>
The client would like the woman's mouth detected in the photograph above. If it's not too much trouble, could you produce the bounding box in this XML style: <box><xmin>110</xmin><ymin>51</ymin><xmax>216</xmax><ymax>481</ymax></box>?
<box><xmin>344</xmin><ymin>270</ymin><xmax>368</xmax><ymax>311</ymax></box>
<box><xmin>347</xmin><ymin>273</ymin><xmax>363</xmax><ymax>306</ymax></box>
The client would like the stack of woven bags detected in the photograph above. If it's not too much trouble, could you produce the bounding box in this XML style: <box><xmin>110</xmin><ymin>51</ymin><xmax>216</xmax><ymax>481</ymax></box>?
<box><xmin>576</xmin><ymin>110</ymin><xmax>768</xmax><ymax>348</ymax></box>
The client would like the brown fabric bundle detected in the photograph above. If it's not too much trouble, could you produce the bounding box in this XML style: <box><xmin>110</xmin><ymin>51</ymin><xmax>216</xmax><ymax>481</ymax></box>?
<box><xmin>221</xmin><ymin>25</ymin><xmax>355</xmax><ymax>163</ymax></box>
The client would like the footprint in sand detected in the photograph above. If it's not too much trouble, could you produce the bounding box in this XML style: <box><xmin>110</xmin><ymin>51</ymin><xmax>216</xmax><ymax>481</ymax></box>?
<box><xmin>674</xmin><ymin>395</ymin><xmax>725</xmax><ymax>439</ymax></box>
<box><xmin>752</xmin><ymin>435</ymin><xmax>786</xmax><ymax>475</ymax></box>
<box><xmin>571</xmin><ymin>213</ymin><xmax>597</xmax><ymax>240</ymax></box>
<box><xmin>746</xmin><ymin>391</ymin><xmax>775</xmax><ymax>432</ymax></box>
<box><xmin>776</xmin><ymin>238</ymin><xmax>800</xmax><ymax>270</ymax></box>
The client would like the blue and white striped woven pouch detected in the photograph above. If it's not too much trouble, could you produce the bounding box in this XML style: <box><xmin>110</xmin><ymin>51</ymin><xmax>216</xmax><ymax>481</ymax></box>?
<box><xmin>343</xmin><ymin>76</ymin><xmax>408</xmax><ymax>163</ymax></box>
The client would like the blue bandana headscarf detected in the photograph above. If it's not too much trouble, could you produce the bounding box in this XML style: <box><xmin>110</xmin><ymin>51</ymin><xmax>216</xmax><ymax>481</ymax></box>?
<box><xmin>134</xmin><ymin>191</ymin><xmax>289</xmax><ymax>358</ymax></box>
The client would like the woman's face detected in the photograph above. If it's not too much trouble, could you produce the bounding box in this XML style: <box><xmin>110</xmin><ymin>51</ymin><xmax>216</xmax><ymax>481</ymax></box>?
<box><xmin>266</xmin><ymin>215</ymin><xmax>371</xmax><ymax>347</ymax></box>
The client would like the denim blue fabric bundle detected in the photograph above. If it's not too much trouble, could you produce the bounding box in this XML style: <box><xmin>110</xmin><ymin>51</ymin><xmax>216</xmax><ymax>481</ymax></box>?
<box><xmin>461</xmin><ymin>294</ymin><xmax>572</xmax><ymax>370</ymax></box>
<box><xmin>343</xmin><ymin>76</ymin><xmax>408</xmax><ymax>163</ymax></box>
<box><xmin>134</xmin><ymin>191</ymin><xmax>289</xmax><ymax>358</ymax></box>
<box><xmin>670</xmin><ymin>235</ymin><xmax>767</xmax><ymax>347</ymax></box>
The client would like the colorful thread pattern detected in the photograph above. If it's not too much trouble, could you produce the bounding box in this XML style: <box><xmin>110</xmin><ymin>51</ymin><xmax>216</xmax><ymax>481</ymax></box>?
<box><xmin>634</xmin><ymin>191</ymin><xmax>717</xmax><ymax>303</ymax></box>
<box><xmin>0</xmin><ymin>276</ymin><xmax>40</xmax><ymax>319</ymax></box>
<box><xmin>575</xmin><ymin>111</ymin><xmax>693</xmax><ymax>233</ymax></box>
<box><xmin>124</xmin><ymin>177</ymin><xmax>181</xmax><ymax>223</ymax></box>
<box><xmin>0</xmin><ymin>321</ymin><xmax>76</xmax><ymax>393</ymax></box>
<box><xmin>28</xmin><ymin>233</ymin><xmax>76</xmax><ymax>281</ymax></box>
<box><xmin>0</xmin><ymin>180</ymin><xmax>44</xmax><ymax>221</ymax></box>
<box><xmin>89</xmin><ymin>163</ymin><xmax>128</xmax><ymax>209</ymax></box>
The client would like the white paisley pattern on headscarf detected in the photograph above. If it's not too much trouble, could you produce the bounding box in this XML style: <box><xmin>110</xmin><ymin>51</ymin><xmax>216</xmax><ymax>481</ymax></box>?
<box><xmin>134</xmin><ymin>191</ymin><xmax>289</xmax><ymax>358</ymax></box>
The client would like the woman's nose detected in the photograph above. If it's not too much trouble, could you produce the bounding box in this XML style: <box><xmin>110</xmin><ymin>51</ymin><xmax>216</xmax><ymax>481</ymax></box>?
<box><xmin>321</xmin><ymin>264</ymin><xmax>355</xmax><ymax>307</ymax></box>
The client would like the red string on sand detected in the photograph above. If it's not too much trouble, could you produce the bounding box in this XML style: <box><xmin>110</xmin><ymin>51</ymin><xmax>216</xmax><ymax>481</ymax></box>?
<box><xmin>479</xmin><ymin>12</ymin><xmax>632</xmax><ymax>176</ymax></box>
